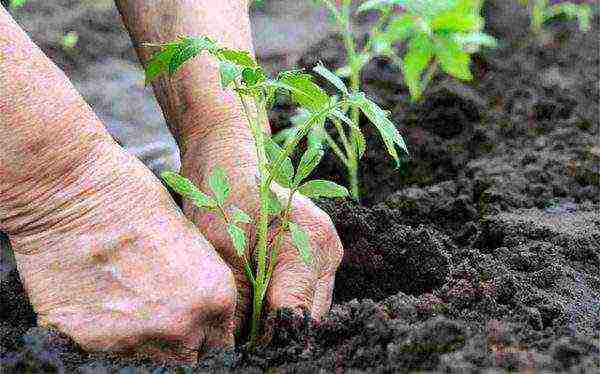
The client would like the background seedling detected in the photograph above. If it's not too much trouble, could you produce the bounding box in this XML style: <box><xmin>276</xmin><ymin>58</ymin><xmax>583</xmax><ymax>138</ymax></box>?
<box><xmin>275</xmin><ymin>0</ymin><xmax>496</xmax><ymax>200</ymax></box>
<box><xmin>8</xmin><ymin>0</ymin><xmax>26</xmax><ymax>9</ymax></box>
<box><xmin>519</xmin><ymin>0</ymin><xmax>592</xmax><ymax>41</ymax></box>
<box><xmin>143</xmin><ymin>35</ymin><xmax>405</xmax><ymax>346</ymax></box>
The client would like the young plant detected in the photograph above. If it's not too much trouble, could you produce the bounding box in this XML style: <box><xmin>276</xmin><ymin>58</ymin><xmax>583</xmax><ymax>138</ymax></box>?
<box><xmin>519</xmin><ymin>0</ymin><xmax>591</xmax><ymax>39</ymax></box>
<box><xmin>142</xmin><ymin>35</ymin><xmax>406</xmax><ymax>345</ymax></box>
<box><xmin>8</xmin><ymin>0</ymin><xmax>26</xmax><ymax>9</ymax></box>
<box><xmin>276</xmin><ymin>0</ymin><xmax>496</xmax><ymax>200</ymax></box>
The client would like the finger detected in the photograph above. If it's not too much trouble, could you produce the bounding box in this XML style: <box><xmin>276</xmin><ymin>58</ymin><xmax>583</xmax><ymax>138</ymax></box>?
<box><xmin>265</xmin><ymin>231</ymin><xmax>319</xmax><ymax>314</ymax></box>
<box><xmin>311</xmin><ymin>270</ymin><xmax>336</xmax><ymax>320</ymax></box>
<box><xmin>277</xmin><ymin>189</ymin><xmax>344</xmax><ymax>319</ymax></box>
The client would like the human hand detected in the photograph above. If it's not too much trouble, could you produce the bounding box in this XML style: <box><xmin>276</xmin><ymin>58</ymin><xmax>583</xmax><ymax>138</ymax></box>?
<box><xmin>179</xmin><ymin>132</ymin><xmax>344</xmax><ymax>334</ymax></box>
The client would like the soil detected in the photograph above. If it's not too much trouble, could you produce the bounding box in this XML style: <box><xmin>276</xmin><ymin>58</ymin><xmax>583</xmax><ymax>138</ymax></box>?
<box><xmin>1</xmin><ymin>0</ymin><xmax>599</xmax><ymax>373</ymax></box>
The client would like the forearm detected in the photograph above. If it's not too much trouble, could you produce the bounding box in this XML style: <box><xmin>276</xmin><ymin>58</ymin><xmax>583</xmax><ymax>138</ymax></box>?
<box><xmin>115</xmin><ymin>0</ymin><xmax>265</xmax><ymax>158</ymax></box>
<box><xmin>0</xmin><ymin>6</ymin><xmax>112</xmax><ymax>190</ymax></box>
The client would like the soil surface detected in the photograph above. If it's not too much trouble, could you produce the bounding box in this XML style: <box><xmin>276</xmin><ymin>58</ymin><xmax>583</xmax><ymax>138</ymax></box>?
<box><xmin>1</xmin><ymin>0</ymin><xmax>599</xmax><ymax>372</ymax></box>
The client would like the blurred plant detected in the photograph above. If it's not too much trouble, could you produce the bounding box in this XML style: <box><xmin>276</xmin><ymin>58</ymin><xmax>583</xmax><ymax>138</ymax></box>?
<box><xmin>142</xmin><ymin>35</ymin><xmax>405</xmax><ymax>346</ymax></box>
<box><xmin>60</xmin><ymin>31</ymin><xmax>79</xmax><ymax>51</ymax></box>
<box><xmin>519</xmin><ymin>0</ymin><xmax>592</xmax><ymax>39</ymax></box>
<box><xmin>8</xmin><ymin>0</ymin><xmax>26</xmax><ymax>10</ymax></box>
<box><xmin>276</xmin><ymin>0</ymin><xmax>496</xmax><ymax>200</ymax></box>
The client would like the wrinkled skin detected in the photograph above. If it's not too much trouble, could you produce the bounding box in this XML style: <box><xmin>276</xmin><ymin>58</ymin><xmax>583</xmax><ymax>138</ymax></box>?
<box><xmin>115</xmin><ymin>0</ymin><xmax>344</xmax><ymax>332</ymax></box>
<box><xmin>0</xmin><ymin>0</ymin><xmax>343</xmax><ymax>363</ymax></box>
<box><xmin>1</xmin><ymin>8</ymin><xmax>235</xmax><ymax>363</ymax></box>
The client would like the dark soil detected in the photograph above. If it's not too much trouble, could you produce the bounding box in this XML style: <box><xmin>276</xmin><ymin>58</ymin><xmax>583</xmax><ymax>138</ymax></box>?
<box><xmin>1</xmin><ymin>0</ymin><xmax>599</xmax><ymax>372</ymax></box>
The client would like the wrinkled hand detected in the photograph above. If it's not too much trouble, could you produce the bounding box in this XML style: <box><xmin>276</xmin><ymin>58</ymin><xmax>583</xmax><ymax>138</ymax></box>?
<box><xmin>179</xmin><ymin>135</ymin><xmax>343</xmax><ymax>333</ymax></box>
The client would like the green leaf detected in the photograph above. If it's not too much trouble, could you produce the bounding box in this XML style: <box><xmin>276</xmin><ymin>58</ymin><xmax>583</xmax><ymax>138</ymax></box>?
<box><xmin>402</xmin><ymin>33</ymin><xmax>434</xmax><ymax>101</ymax></box>
<box><xmin>357</xmin><ymin>97</ymin><xmax>409</xmax><ymax>168</ymax></box>
<box><xmin>351</xmin><ymin>125</ymin><xmax>367</xmax><ymax>160</ymax></box>
<box><xmin>576</xmin><ymin>5</ymin><xmax>592</xmax><ymax>32</ymax></box>
<box><xmin>550</xmin><ymin>3</ymin><xmax>592</xmax><ymax>32</ymax></box>
<box><xmin>208</xmin><ymin>167</ymin><xmax>230</xmax><ymax>206</ymax></box>
<box><xmin>289</xmin><ymin>222</ymin><xmax>313</xmax><ymax>266</ymax></box>
<box><xmin>265</xmin><ymin>137</ymin><xmax>294</xmax><ymax>188</ymax></box>
<box><xmin>357</xmin><ymin>0</ymin><xmax>410</xmax><ymax>13</ymax></box>
<box><xmin>313</xmin><ymin>63</ymin><xmax>348</xmax><ymax>96</ymax></box>
<box><xmin>298</xmin><ymin>180</ymin><xmax>349</xmax><ymax>198</ymax></box>
<box><xmin>308</xmin><ymin>123</ymin><xmax>327</xmax><ymax>150</ymax></box>
<box><xmin>218</xmin><ymin>49</ymin><xmax>256</xmax><ymax>68</ymax></box>
<box><xmin>277</xmin><ymin>71</ymin><xmax>329</xmax><ymax>113</ymax></box>
<box><xmin>160</xmin><ymin>171</ymin><xmax>217</xmax><ymax>209</ymax></box>
<box><xmin>168</xmin><ymin>36</ymin><xmax>216</xmax><ymax>75</ymax></box>
<box><xmin>434</xmin><ymin>34</ymin><xmax>473</xmax><ymax>81</ymax></box>
<box><xmin>532</xmin><ymin>0</ymin><xmax>548</xmax><ymax>30</ymax></box>
<box><xmin>290</xmin><ymin>107</ymin><xmax>312</xmax><ymax>127</ymax></box>
<box><xmin>294</xmin><ymin>146</ymin><xmax>325</xmax><ymax>186</ymax></box>
<box><xmin>231</xmin><ymin>207</ymin><xmax>252</xmax><ymax>224</ymax></box>
<box><xmin>453</xmin><ymin>32</ymin><xmax>497</xmax><ymax>49</ymax></box>
<box><xmin>61</xmin><ymin>31</ymin><xmax>79</xmax><ymax>49</ymax></box>
<box><xmin>227</xmin><ymin>224</ymin><xmax>247</xmax><ymax>257</ymax></box>
<box><xmin>242</xmin><ymin>67</ymin><xmax>267</xmax><ymax>86</ymax></box>
<box><xmin>385</xmin><ymin>14</ymin><xmax>416</xmax><ymax>44</ymax></box>
<box><xmin>272</xmin><ymin>127</ymin><xmax>300</xmax><ymax>145</ymax></box>
<box><xmin>335</xmin><ymin>65</ymin><xmax>352</xmax><ymax>78</ymax></box>
<box><xmin>219</xmin><ymin>60</ymin><xmax>241</xmax><ymax>89</ymax></box>
<box><xmin>329</xmin><ymin>108</ymin><xmax>353</xmax><ymax>127</ymax></box>
<box><xmin>329</xmin><ymin>107</ymin><xmax>366</xmax><ymax>160</ymax></box>
<box><xmin>144</xmin><ymin>44</ymin><xmax>179</xmax><ymax>85</ymax></box>
<box><xmin>371</xmin><ymin>33</ymin><xmax>393</xmax><ymax>56</ymax></box>
<box><xmin>9</xmin><ymin>0</ymin><xmax>27</xmax><ymax>9</ymax></box>
<box><xmin>431</xmin><ymin>0</ymin><xmax>483</xmax><ymax>33</ymax></box>
<box><xmin>266</xmin><ymin>190</ymin><xmax>283</xmax><ymax>215</ymax></box>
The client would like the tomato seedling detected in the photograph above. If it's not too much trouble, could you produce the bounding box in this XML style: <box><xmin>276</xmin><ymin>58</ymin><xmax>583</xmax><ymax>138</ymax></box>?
<box><xmin>276</xmin><ymin>0</ymin><xmax>496</xmax><ymax>200</ymax></box>
<box><xmin>143</xmin><ymin>35</ymin><xmax>406</xmax><ymax>346</ymax></box>
<box><xmin>519</xmin><ymin>0</ymin><xmax>591</xmax><ymax>40</ymax></box>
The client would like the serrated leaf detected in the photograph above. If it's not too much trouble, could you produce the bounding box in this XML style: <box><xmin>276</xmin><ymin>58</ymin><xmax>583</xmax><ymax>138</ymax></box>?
<box><xmin>145</xmin><ymin>44</ymin><xmax>179</xmax><ymax>85</ymax></box>
<box><xmin>434</xmin><ymin>34</ymin><xmax>473</xmax><ymax>81</ymax></box>
<box><xmin>232</xmin><ymin>207</ymin><xmax>252</xmax><ymax>224</ymax></box>
<box><xmin>329</xmin><ymin>108</ymin><xmax>353</xmax><ymax>127</ymax></box>
<box><xmin>219</xmin><ymin>60</ymin><xmax>241</xmax><ymax>89</ymax></box>
<box><xmin>208</xmin><ymin>167</ymin><xmax>230</xmax><ymax>206</ymax></box>
<box><xmin>242</xmin><ymin>67</ymin><xmax>266</xmax><ymax>86</ymax></box>
<box><xmin>265</xmin><ymin>137</ymin><xmax>294</xmax><ymax>188</ymax></box>
<box><xmin>227</xmin><ymin>224</ymin><xmax>247</xmax><ymax>257</ymax></box>
<box><xmin>313</xmin><ymin>63</ymin><xmax>348</xmax><ymax>95</ymax></box>
<box><xmin>168</xmin><ymin>36</ymin><xmax>215</xmax><ymax>75</ymax></box>
<box><xmin>219</xmin><ymin>49</ymin><xmax>256</xmax><ymax>68</ymax></box>
<box><xmin>329</xmin><ymin>107</ymin><xmax>366</xmax><ymax>159</ymax></box>
<box><xmin>161</xmin><ymin>171</ymin><xmax>217</xmax><ymax>209</ymax></box>
<box><xmin>351</xmin><ymin>125</ymin><xmax>367</xmax><ymax>160</ymax></box>
<box><xmin>277</xmin><ymin>71</ymin><xmax>329</xmax><ymax>113</ymax></box>
<box><xmin>289</xmin><ymin>222</ymin><xmax>312</xmax><ymax>266</ymax></box>
<box><xmin>294</xmin><ymin>147</ymin><xmax>325</xmax><ymax>186</ymax></box>
<box><xmin>357</xmin><ymin>97</ymin><xmax>409</xmax><ymax>168</ymax></box>
<box><xmin>402</xmin><ymin>33</ymin><xmax>434</xmax><ymax>101</ymax></box>
<box><xmin>266</xmin><ymin>190</ymin><xmax>283</xmax><ymax>215</ymax></box>
<box><xmin>298</xmin><ymin>180</ymin><xmax>349</xmax><ymax>199</ymax></box>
